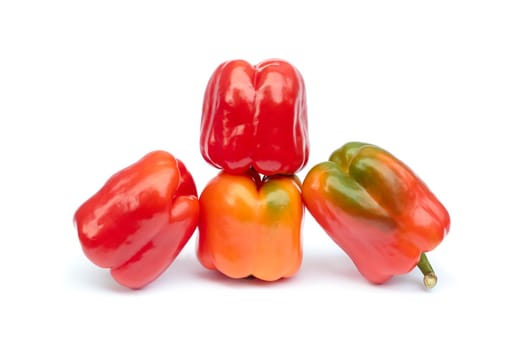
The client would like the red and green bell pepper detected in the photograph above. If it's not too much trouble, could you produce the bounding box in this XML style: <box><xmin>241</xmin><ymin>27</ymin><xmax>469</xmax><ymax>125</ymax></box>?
<box><xmin>302</xmin><ymin>142</ymin><xmax>450</xmax><ymax>288</ymax></box>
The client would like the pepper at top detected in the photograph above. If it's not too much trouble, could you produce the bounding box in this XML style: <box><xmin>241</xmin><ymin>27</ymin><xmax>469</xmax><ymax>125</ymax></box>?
<box><xmin>200</xmin><ymin>59</ymin><xmax>309</xmax><ymax>176</ymax></box>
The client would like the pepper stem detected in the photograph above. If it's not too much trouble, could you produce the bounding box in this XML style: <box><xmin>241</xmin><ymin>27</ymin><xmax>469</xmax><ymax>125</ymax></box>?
<box><xmin>417</xmin><ymin>253</ymin><xmax>437</xmax><ymax>289</ymax></box>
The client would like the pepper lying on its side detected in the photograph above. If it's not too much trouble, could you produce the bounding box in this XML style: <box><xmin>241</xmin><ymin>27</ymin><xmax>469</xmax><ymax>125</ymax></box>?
<box><xmin>74</xmin><ymin>151</ymin><xmax>199</xmax><ymax>289</ymax></box>
<box><xmin>302</xmin><ymin>142</ymin><xmax>450</xmax><ymax>288</ymax></box>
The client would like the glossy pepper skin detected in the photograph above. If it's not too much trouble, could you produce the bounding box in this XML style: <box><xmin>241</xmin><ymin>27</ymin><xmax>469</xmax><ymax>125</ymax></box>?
<box><xmin>200</xmin><ymin>59</ymin><xmax>309</xmax><ymax>176</ymax></box>
<box><xmin>302</xmin><ymin>142</ymin><xmax>450</xmax><ymax>287</ymax></box>
<box><xmin>197</xmin><ymin>170</ymin><xmax>304</xmax><ymax>281</ymax></box>
<box><xmin>74</xmin><ymin>151</ymin><xmax>199</xmax><ymax>289</ymax></box>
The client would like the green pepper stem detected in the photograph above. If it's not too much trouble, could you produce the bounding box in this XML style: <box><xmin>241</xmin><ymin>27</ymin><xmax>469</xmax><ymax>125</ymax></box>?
<box><xmin>417</xmin><ymin>253</ymin><xmax>437</xmax><ymax>289</ymax></box>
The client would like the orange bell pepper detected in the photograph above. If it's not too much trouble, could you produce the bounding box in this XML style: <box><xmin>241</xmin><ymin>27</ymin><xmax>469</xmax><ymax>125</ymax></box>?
<box><xmin>197</xmin><ymin>170</ymin><xmax>304</xmax><ymax>281</ymax></box>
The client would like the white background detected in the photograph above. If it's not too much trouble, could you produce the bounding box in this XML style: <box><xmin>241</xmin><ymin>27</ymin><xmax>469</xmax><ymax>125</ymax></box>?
<box><xmin>1</xmin><ymin>1</ymin><xmax>524</xmax><ymax>349</ymax></box>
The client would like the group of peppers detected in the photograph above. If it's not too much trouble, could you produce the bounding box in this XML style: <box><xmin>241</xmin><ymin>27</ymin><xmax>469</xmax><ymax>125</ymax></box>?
<box><xmin>74</xmin><ymin>59</ymin><xmax>450</xmax><ymax>290</ymax></box>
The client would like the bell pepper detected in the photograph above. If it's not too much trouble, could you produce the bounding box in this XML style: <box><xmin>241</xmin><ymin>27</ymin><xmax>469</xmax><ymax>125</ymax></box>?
<box><xmin>200</xmin><ymin>58</ymin><xmax>309</xmax><ymax>176</ymax></box>
<box><xmin>302</xmin><ymin>142</ymin><xmax>450</xmax><ymax>288</ymax></box>
<box><xmin>197</xmin><ymin>170</ymin><xmax>304</xmax><ymax>281</ymax></box>
<box><xmin>74</xmin><ymin>150</ymin><xmax>199</xmax><ymax>289</ymax></box>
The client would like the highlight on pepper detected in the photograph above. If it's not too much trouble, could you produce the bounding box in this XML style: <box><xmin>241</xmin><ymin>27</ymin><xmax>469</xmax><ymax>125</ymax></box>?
<box><xmin>74</xmin><ymin>150</ymin><xmax>199</xmax><ymax>289</ymax></box>
<box><xmin>302</xmin><ymin>142</ymin><xmax>450</xmax><ymax>289</ymax></box>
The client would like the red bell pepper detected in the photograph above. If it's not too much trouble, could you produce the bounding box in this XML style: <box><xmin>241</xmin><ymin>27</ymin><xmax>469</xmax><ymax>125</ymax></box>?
<box><xmin>74</xmin><ymin>150</ymin><xmax>199</xmax><ymax>289</ymax></box>
<box><xmin>302</xmin><ymin>142</ymin><xmax>450</xmax><ymax>288</ymax></box>
<box><xmin>200</xmin><ymin>58</ymin><xmax>309</xmax><ymax>176</ymax></box>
